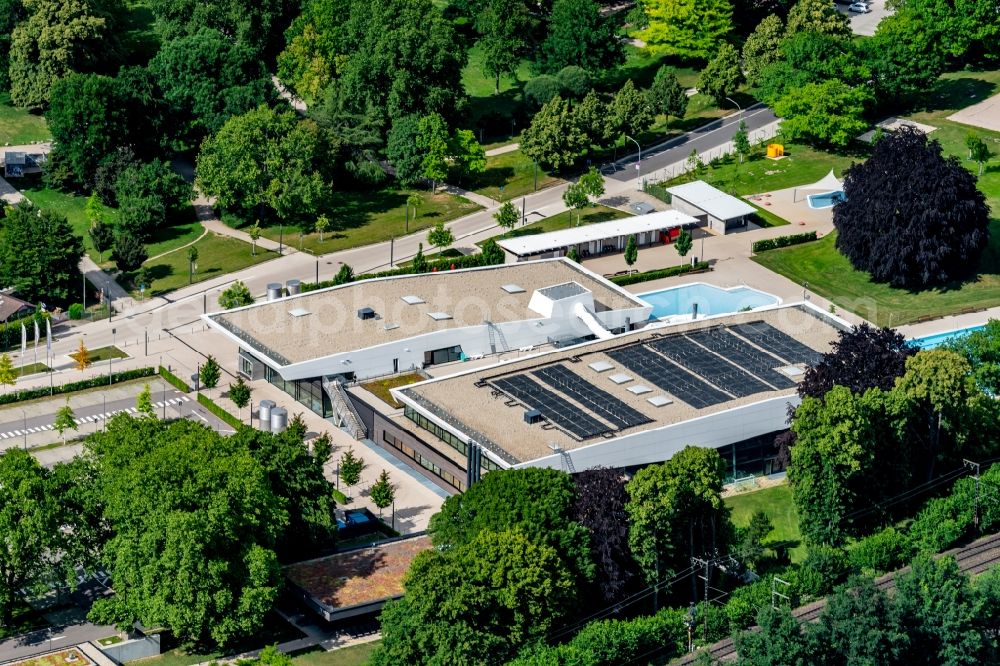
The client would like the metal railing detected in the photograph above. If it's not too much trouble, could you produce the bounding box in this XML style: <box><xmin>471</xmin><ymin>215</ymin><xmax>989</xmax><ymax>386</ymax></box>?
<box><xmin>322</xmin><ymin>376</ymin><xmax>366</xmax><ymax>440</ymax></box>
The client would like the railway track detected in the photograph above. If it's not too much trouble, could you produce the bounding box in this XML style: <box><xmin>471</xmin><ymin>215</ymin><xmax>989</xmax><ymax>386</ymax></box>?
<box><xmin>670</xmin><ymin>531</ymin><xmax>1000</xmax><ymax>665</ymax></box>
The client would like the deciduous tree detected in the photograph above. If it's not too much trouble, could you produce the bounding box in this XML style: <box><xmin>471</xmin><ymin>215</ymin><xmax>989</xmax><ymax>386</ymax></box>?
<box><xmin>199</xmin><ymin>355</ymin><xmax>221</xmax><ymax>391</ymax></box>
<box><xmin>0</xmin><ymin>353</ymin><xmax>15</xmax><ymax>391</ymax></box>
<box><xmin>494</xmin><ymin>201</ymin><xmax>520</xmax><ymax>230</ymax></box>
<box><xmin>427</xmin><ymin>222</ymin><xmax>454</xmax><ymax>250</ymax></box>
<box><xmin>648</xmin><ymin>66</ymin><xmax>688</xmax><ymax>120</ymax></box>
<box><xmin>624</xmin><ymin>235</ymin><xmax>638</xmax><ymax>271</ymax></box>
<box><xmin>110</xmin><ymin>234</ymin><xmax>147</xmax><ymax>273</ymax></box>
<box><xmin>115</xmin><ymin>160</ymin><xmax>193</xmax><ymax>240</ymax></box>
<box><xmin>698</xmin><ymin>43</ymin><xmax>742</xmax><ymax>106</ymax></box>
<box><xmin>540</xmin><ymin>0</ymin><xmax>622</xmax><ymax>72</ymax></box>
<box><xmin>228</xmin><ymin>375</ymin><xmax>252</xmax><ymax>422</ymax></box>
<box><xmin>219</xmin><ymin>281</ymin><xmax>255</xmax><ymax>309</ymax></box>
<box><xmin>448</xmin><ymin>129</ymin><xmax>486</xmax><ymax>184</ymax></box>
<box><xmin>72</xmin><ymin>340</ymin><xmax>91</xmax><ymax>371</ymax></box>
<box><xmin>89</xmin><ymin>222</ymin><xmax>114</xmax><ymax>264</ymax></box>
<box><xmin>607</xmin><ymin>79</ymin><xmax>655</xmax><ymax>140</ymax></box>
<box><xmin>675</xmin><ymin>228</ymin><xmax>692</xmax><ymax>257</ymax></box>
<box><xmin>54</xmin><ymin>401</ymin><xmax>78</xmax><ymax>442</ymax></box>
<box><xmin>947</xmin><ymin>319</ymin><xmax>1000</xmax><ymax>395</ymax></box>
<box><xmin>476</xmin><ymin>0</ymin><xmax>528</xmax><ymax>94</ymax></box>
<box><xmin>641</xmin><ymin>0</ymin><xmax>734</xmax><ymax>59</ymax></box>
<box><xmin>370</xmin><ymin>470</ymin><xmax>395</xmax><ymax>517</ymax></box>
<box><xmin>833</xmin><ymin>127</ymin><xmax>990</xmax><ymax>288</ymax></box>
<box><xmin>418</xmin><ymin>113</ymin><xmax>450</xmax><ymax>191</ymax></box>
<box><xmin>136</xmin><ymin>384</ymin><xmax>155</xmax><ymax>418</ymax></box>
<box><xmin>742</xmin><ymin>15</ymin><xmax>785</xmax><ymax>87</ymax></box>
<box><xmin>0</xmin><ymin>205</ymin><xmax>83</xmax><ymax>303</ymax></box>
<box><xmin>773</xmin><ymin>79</ymin><xmax>871</xmax><ymax>148</ymax></box>
<box><xmin>339</xmin><ymin>448</ymin><xmax>365</xmax><ymax>490</ymax></box>
<box><xmin>521</xmin><ymin>96</ymin><xmax>588</xmax><ymax>170</ymax></box>
<box><xmin>786</xmin><ymin>0</ymin><xmax>850</xmax><ymax>38</ymax></box>
<box><xmin>799</xmin><ymin>323</ymin><xmax>916</xmax><ymax>399</ymax></box>
<box><xmin>148</xmin><ymin>0</ymin><xmax>292</xmax><ymax>55</ymax></box>
<box><xmin>573</xmin><ymin>467</ymin><xmax>638</xmax><ymax>603</ymax></box>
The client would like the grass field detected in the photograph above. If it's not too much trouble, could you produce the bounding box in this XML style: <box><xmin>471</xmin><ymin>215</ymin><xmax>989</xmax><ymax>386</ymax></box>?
<box><xmin>86</xmin><ymin>346</ymin><xmax>128</xmax><ymax>362</ymax></box>
<box><xmin>360</xmin><ymin>372</ymin><xmax>425</xmax><ymax>408</ymax></box>
<box><xmin>725</xmin><ymin>483</ymin><xmax>805</xmax><ymax>563</ymax></box>
<box><xmin>17</xmin><ymin>362</ymin><xmax>50</xmax><ymax>376</ymax></box>
<box><xmin>290</xmin><ymin>642</ymin><xmax>381</xmax><ymax>666</ymax></box>
<box><xmin>470</xmin><ymin>148</ymin><xmax>562</xmax><ymax>200</ymax></box>
<box><xmin>252</xmin><ymin>189</ymin><xmax>482</xmax><ymax>255</ymax></box>
<box><xmin>0</xmin><ymin>92</ymin><xmax>50</xmax><ymax>145</ymax></box>
<box><xmin>136</xmin><ymin>233</ymin><xmax>276</xmax><ymax>295</ymax></box>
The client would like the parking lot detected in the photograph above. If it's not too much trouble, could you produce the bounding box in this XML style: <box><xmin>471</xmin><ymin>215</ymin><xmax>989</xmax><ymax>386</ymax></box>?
<box><xmin>836</xmin><ymin>0</ymin><xmax>892</xmax><ymax>36</ymax></box>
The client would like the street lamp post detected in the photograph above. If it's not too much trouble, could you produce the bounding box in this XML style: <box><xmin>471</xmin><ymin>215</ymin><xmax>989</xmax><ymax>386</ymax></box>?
<box><xmin>278</xmin><ymin>225</ymin><xmax>284</xmax><ymax>255</ymax></box>
<box><xmin>624</xmin><ymin>135</ymin><xmax>641</xmax><ymax>192</ymax></box>
<box><xmin>725</xmin><ymin>96</ymin><xmax>742</xmax><ymax>123</ymax></box>
<box><xmin>109</xmin><ymin>328</ymin><xmax>116</xmax><ymax>385</ymax></box>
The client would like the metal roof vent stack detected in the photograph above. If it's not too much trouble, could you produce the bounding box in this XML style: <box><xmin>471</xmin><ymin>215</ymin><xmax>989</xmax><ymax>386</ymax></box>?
<box><xmin>286</xmin><ymin>279</ymin><xmax>301</xmax><ymax>296</ymax></box>
<box><xmin>267</xmin><ymin>283</ymin><xmax>283</xmax><ymax>301</ymax></box>
<box><xmin>258</xmin><ymin>400</ymin><xmax>275</xmax><ymax>431</ymax></box>
<box><xmin>270</xmin><ymin>407</ymin><xmax>288</xmax><ymax>433</ymax></box>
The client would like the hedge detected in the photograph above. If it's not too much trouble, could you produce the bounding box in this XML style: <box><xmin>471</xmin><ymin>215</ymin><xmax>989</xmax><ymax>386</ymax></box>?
<box><xmin>197</xmin><ymin>392</ymin><xmax>243</xmax><ymax>430</ymax></box>
<box><xmin>610</xmin><ymin>261</ymin><xmax>710</xmax><ymax>287</ymax></box>
<box><xmin>0</xmin><ymin>367</ymin><xmax>156</xmax><ymax>406</ymax></box>
<box><xmin>751</xmin><ymin>231</ymin><xmax>817</xmax><ymax>253</ymax></box>
<box><xmin>158</xmin><ymin>365</ymin><xmax>192</xmax><ymax>392</ymax></box>
<box><xmin>302</xmin><ymin>240</ymin><xmax>506</xmax><ymax>293</ymax></box>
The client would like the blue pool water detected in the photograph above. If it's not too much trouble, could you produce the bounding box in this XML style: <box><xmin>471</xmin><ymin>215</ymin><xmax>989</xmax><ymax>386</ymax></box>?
<box><xmin>639</xmin><ymin>283</ymin><xmax>780</xmax><ymax>319</ymax></box>
<box><xmin>910</xmin><ymin>324</ymin><xmax>986</xmax><ymax>350</ymax></box>
<box><xmin>807</xmin><ymin>190</ymin><xmax>846</xmax><ymax>209</ymax></box>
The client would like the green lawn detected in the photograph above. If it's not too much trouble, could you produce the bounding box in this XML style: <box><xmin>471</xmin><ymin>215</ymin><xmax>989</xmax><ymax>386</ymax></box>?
<box><xmin>252</xmin><ymin>189</ymin><xmax>482</xmax><ymax>255</ymax></box>
<box><xmin>290</xmin><ymin>642</ymin><xmax>380</xmax><ymax>666</ymax></box>
<box><xmin>86</xmin><ymin>346</ymin><xmax>128</xmax><ymax>362</ymax></box>
<box><xmin>725</xmin><ymin>483</ymin><xmax>805</xmax><ymax>563</ymax></box>
<box><xmin>17</xmin><ymin>362</ymin><xmax>50</xmax><ymax>376</ymax></box>
<box><xmin>0</xmin><ymin>92</ymin><xmax>50</xmax><ymax>145</ymax></box>
<box><xmin>482</xmin><ymin>204</ymin><xmax>632</xmax><ymax>246</ymax></box>
<box><xmin>360</xmin><ymin>372</ymin><xmax>426</xmax><ymax>408</ymax></box>
<box><xmin>753</xmin><ymin>225</ymin><xmax>1000</xmax><ymax>326</ymax></box>
<box><xmin>469</xmin><ymin>148</ymin><xmax>562</xmax><ymax>200</ymax></box>
<box><xmin>136</xmin><ymin>233</ymin><xmax>276</xmax><ymax>295</ymax></box>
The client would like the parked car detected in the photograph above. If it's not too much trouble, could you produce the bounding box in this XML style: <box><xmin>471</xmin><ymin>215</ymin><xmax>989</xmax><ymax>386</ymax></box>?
<box><xmin>848</xmin><ymin>2</ymin><xmax>871</xmax><ymax>11</ymax></box>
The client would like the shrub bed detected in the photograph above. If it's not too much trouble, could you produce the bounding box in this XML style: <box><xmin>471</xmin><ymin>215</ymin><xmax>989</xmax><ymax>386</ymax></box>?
<box><xmin>158</xmin><ymin>365</ymin><xmax>192</xmax><ymax>392</ymax></box>
<box><xmin>610</xmin><ymin>261</ymin><xmax>710</xmax><ymax>287</ymax></box>
<box><xmin>0</xmin><ymin>367</ymin><xmax>156</xmax><ymax>406</ymax></box>
<box><xmin>196</xmin><ymin>393</ymin><xmax>243</xmax><ymax>430</ymax></box>
<box><xmin>751</xmin><ymin>231</ymin><xmax>817</xmax><ymax>253</ymax></box>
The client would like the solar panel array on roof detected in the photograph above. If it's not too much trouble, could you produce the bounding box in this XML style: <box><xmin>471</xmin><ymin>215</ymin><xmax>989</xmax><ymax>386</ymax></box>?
<box><xmin>731</xmin><ymin>322</ymin><xmax>823</xmax><ymax>366</ymax></box>
<box><xmin>492</xmin><ymin>375</ymin><xmax>610</xmax><ymax>440</ymax></box>
<box><xmin>684</xmin><ymin>328</ymin><xmax>797</xmax><ymax>390</ymax></box>
<box><xmin>605</xmin><ymin>346</ymin><xmax>729</xmax><ymax>409</ymax></box>
<box><xmin>532</xmin><ymin>364</ymin><xmax>653</xmax><ymax>430</ymax></box>
<box><xmin>648</xmin><ymin>335</ymin><xmax>770</xmax><ymax>397</ymax></box>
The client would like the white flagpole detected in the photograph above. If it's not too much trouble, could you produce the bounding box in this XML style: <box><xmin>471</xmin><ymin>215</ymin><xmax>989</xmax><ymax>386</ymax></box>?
<box><xmin>20</xmin><ymin>324</ymin><xmax>25</xmax><ymax>374</ymax></box>
<box><xmin>33</xmin><ymin>320</ymin><xmax>38</xmax><ymax>366</ymax></box>
<box><xmin>46</xmin><ymin>318</ymin><xmax>52</xmax><ymax>369</ymax></box>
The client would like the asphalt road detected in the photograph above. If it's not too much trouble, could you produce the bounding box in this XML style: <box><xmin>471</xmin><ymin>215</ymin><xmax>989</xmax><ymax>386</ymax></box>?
<box><xmin>605</xmin><ymin>104</ymin><xmax>779</xmax><ymax>183</ymax></box>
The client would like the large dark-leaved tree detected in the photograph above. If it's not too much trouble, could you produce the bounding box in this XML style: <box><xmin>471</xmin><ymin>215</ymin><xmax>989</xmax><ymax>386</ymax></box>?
<box><xmin>573</xmin><ymin>467</ymin><xmax>638</xmax><ymax>603</ymax></box>
<box><xmin>833</xmin><ymin>127</ymin><xmax>990</xmax><ymax>288</ymax></box>
<box><xmin>0</xmin><ymin>204</ymin><xmax>83</xmax><ymax>304</ymax></box>
<box><xmin>799</xmin><ymin>323</ymin><xmax>917</xmax><ymax>399</ymax></box>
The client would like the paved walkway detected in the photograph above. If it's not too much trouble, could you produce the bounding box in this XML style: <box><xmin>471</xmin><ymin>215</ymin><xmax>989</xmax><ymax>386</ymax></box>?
<box><xmin>439</xmin><ymin>183</ymin><xmax>498</xmax><ymax>209</ymax></box>
<box><xmin>193</xmin><ymin>194</ymin><xmax>290</xmax><ymax>254</ymax></box>
<box><xmin>484</xmin><ymin>142</ymin><xmax>519</xmax><ymax>157</ymax></box>
<box><xmin>272</xmin><ymin>75</ymin><xmax>307</xmax><ymax>113</ymax></box>
<box><xmin>79</xmin><ymin>256</ymin><xmax>129</xmax><ymax>302</ymax></box>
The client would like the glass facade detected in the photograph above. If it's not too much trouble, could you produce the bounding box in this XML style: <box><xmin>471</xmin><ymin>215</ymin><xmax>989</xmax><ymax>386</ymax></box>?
<box><xmin>264</xmin><ymin>366</ymin><xmax>333</xmax><ymax>418</ymax></box>
<box><xmin>382</xmin><ymin>431</ymin><xmax>465</xmax><ymax>491</ymax></box>
<box><xmin>404</xmin><ymin>405</ymin><xmax>502</xmax><ymax>473</ymax></box>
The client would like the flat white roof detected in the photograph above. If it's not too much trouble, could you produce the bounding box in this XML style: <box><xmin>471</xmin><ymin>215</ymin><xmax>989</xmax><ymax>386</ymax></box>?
<box><xmin>497</xmin><ymin>209</ymin><xmax>696</xmax><ymax>257</ymax></box>
<box><xmin>666</xmin><ymin>180</ymin><xmax>756</xmax><ymax>220</ymax></box>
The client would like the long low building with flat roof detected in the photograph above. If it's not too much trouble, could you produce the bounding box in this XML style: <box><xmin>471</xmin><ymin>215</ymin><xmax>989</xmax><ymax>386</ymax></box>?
<box><xmin>203</xmin><ymin>259</ymin><xmax>651</xmax><ymax>428</ymax></box>
<box><xmin>497</xmin><ymin>209</ymin><xmax>697</xmax><ymax>262</ymax></box>
<box><xmin>390</xmin><ymin>304</ymin><xmax>846</xmax><ymax>483</ymax></box>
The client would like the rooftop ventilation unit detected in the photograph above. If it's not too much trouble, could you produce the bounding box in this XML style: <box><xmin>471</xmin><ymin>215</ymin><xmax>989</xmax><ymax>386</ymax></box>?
<box><xmin>523</xmin><ymin>409</ymin><xmax>542</xmax><ymax>424</ymax></box>
<box><xmin>286</xmin><ymin>279</ymin><xmax>301</xmax><ymax>296</ymax></box>
<box><xmin>502</xmin><ymin>284</ymin><xmax>526</xmax><ymax>294</ymax></box>
<box><xmin>401</xmin><ymin>295</ymin><xmax>425</xmax><ymax>305</ymax></box>
<box><xmin>358</xmin><ymin>307</ymin><xmax>375</xmax><ymax>320</ymax></box>
<box><xmin>288</xmin><ymin>307</ymin><xmax>311</xmax><ymax>317</ymax></box>
<box><xmin>266</xmin><ymin>283</ymin><xmax>283</xmax><ymax>301</ymax></box>
<box><xmin>427</xmin><ymin>312</ymin><xmax>452</xmax><ymax>321</ymax></box>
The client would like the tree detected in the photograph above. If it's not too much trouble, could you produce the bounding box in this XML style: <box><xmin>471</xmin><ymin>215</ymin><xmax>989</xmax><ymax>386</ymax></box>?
<box><xmin>735</xmin><ymin>511</ymin><xmax>773</xmax><ymax>571</ymax></box>
<box><xmin>147</xmin><ymin>0</ymin><xmax>292</xmax><ymax>56</ymax></box>
<box><xmin>387</xmin><ymin>115</ymin><xmax>424</xmax><ymax>188</ymax></box>
<box><xmin>0</xmin><ymin>204</ymin><xmax>83</xmax><ymax>303</ymax></box>
<box><xmin>195</xmin><ymin>106</ymin><xmax>331</xmax><ymax>225</ymax></box>
<box><xmin>969</xmin><ymin>135</ymin><xmax>992</xmax><ymax>176</ymax></box>
<box><xmin>187</xmin><ymin>246</ymin><xmax>198</xmax><ymax>284</ymax></box>
<box><xmin>947</xmin><ymin>319</ymin><xmax>1000</xmax><ymax>395</ymax></box>
<box><xmin>248</xmin><ymin>221</ymin><xmax>262</xmax><ymax>256</ymax></box>
<box><xmin>476</xmin><ymin>0</ymin><xmax>528</xmax><ymax>94</ymax></box>
<box><xmin>219</xmin><ymin>281</ymin><xmax>255</xmax><ymax>309</ymax></box>
<box><xmin>734</xmin><ymin>605</ymin><xmax>816</xmax><ymax>665</ymax></box>
<box><xmin>648</xmin><ymin>66</ymin><xmax>688</xmax><ymax>120</ymax></box>
<box><xmin>333</xmin><ymin>263</ymin><xmax>354</xmax><ymax>285</ymax></box>
<box><xmin>8</xmin><ymin>0</ymin><xmax>111</xmax><ymax>109</ymax></box>
<box><xmin>200</xmin><ymin>355</ymin><xmax>221</xmax><ymax>391</ymax></box>
<box><xmin>136</xmin><ymin>384</ymin><xmax>155</xmax><ymax>418</ymax></box>
<box><xmin>427</xmin><ymin>222</ymin><xmax>454</xmax><ymax>250</ymax></box>
<box><xmin>110</xmin><ymin>234</ymin><xmax>147</xmax><ymax>273</ymax></box>
<box><xmin>373</xmin><ymin>529</ymin><xmax>577</xmax><ymax>665</ymax></box>
<box><xmin>521</xmin><ymin>96</ymin><xmax>588</xmax><ymax>170</ymax></box>
<box><xmin>370</xmin><ymin>470</ymin><xmax>395</xmax><ymax>517</ymax></box>
<box><xmin>811</xmin><ymin>577</ymin><xmax>907</xmax><ymax>665</ymax></box>
<box><xmin>524</xmin><ymin>75</ymin><xmax>563</xmax><ymax>108</ymax></box>
<box><xmin>774</xmin><ymin>79</ymin><xmax>871</xmax><ymax>149</ymax></box>
<box><xmin>339</xmin><ymin>448</ymin><xmax>365</xmax><ymax>491</ymax></box>
<box><xmin>833</xmin><ymin>127</ymin><xmax>990</xmax><ymax>288</ymax></box>
<box><xmin>494</xmin><ymin>201</ymin><xmax>520</xmax><ymax>230</ymax></box>
<box><xmin>562</xmin><ymin>183</ymin><xmax>590</xmax><ymax>225</ymax></box>
<box><xmin>0</xmin><ymin>0</ymin><xmax>26</xmax><ymax>93</ymax></box>
<box><xmin>742</xmin><ymin>15</ymin><xmax>785</xmax><ymax>87</ymax></box>
<box><xmin>625</xmin><ymin>447</ymin><xmax>729</xmax><ymax>601</ymax></box>
<box><xmin>148</xmin><ymin>28</ymin><xmax>274</xmax><ymax>143</ymax></box>
<box><xmin>675</xmin><ymin>229</ymin><xmax>693</xmax><ymax>258</ymax></box>
<box><xmin>540</xmin><ymin>0</ymin><xmax>623</xmax><ymax>72</ymax></box>
<box><xmin>315</xmin><ymin>215</ymin><xmax>330</xmax><ymax>242</ymax></box>
<box><xmin>114</xmin><ymin>161</ymin><xmax>193</xmax><ymax>241</ymax></box>
<box><xmin>566</xmin><ymin>247</ymin><xmax>580</xmax><ymax>262</ymax></box>
<box><xmin>577</xmin><ymin>166</ymin><xmax>605</xmax><ymax>200</ymax></box>
<box><xmin>0</xmin><ymin>353</ymin><xmax>16</xmax><ymax>392</ymax></box>
<box><xmin>624</xmin><ymin>235</ymin><xmax>638</xmax><ymax>272</ymax></box>
<box><xmin>86</xmin><ymin>417</ymin><xmax>284</xmax><ymax>646</ymax></box>
<box><xmin>786</xmin><ymin>0</ymin><xmax>850</xmax><ymax>38</ymax></box>
<box><xmin>411</xmin><ymin>244</ymin><xmax>428</xmax><ymax>273</ymax></box>
<box><xmin>228</xmin><ymin>375</ymin><xmax>252</xmax><ymax>422</ymax></box>
<box><xmin>573</xmin><ymin>467</ymin><xmax>638</xmax><ymax>603</ymax></box>
<box><xmin>71</xmin><ymin>339</ymin><xmax>91</xmax><ymax>371</ymax></box>
<box><xmin>607</xmin><ymin>79</ymin><xmax>655</xmax><ymax>140</ymax></box>
<box><xmin>685</xmin><ymin>147</ymin><xmax>705</xmax><ymax>175</ymax></box>
<box><xmin>641</xmin><ymin>0</ymin><xmax>734</xmax><ymax>59</ymax></box>
<box><xmin>449</xmin><ymin>129</ymin><xmax>486</xmax><ymax>184</ymax></box>
<box><xmin>556</xmin><ymin>66</ymin><xmax>591</xmax><ymax>99</ymax></box>
<box><xmin>418</xmin><ymin>113</ymin><xmax>450</xmax><ymax>191</ymax></box>
<box><xmin>733</xmin><ymin>120</ymin><xmax>751</xmax><ymax>163</ymax></box>
<box><xmin>54</xmin><ymin>401</ymin><xmax>78</xmax><ymax>443</ymax></box>
<box><xmin>698</xmin><ymin>43</ymin><xmax>742</xmax><ymax>106</ymax></box>
<box><xmin>862</xmin><ymin>17</ymin><xmax>946</xmax><ymax>101</ymax></box>
<box><xmin>134</xmin><ymin>266</ymin><xmax>152</xmax><ymax>299</ymax></box>
<box><xmin>0</xmin><ymin>449</ymin><xmax>61</xmax><ymax>625</ymax></box>
<box><xmin>336</xmin><ymin>0</ymin><xmax>467</xmax><ymax>137</ymax></box>
<box><xmin>89</xmin><ymin>222</ymin><xmax>114</xmax><ymax>264</ymax></box>
<box><xmin>798</xmin><ymin>323</ymin><xmax>916</xmax><ymax>399</ymax></box>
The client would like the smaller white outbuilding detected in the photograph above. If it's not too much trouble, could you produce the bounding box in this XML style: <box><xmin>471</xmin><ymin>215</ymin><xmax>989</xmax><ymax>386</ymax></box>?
<box><xmin>666</xmin><ymin>180</ymin><xmax>757</xmax><ymax>234</ymax></box>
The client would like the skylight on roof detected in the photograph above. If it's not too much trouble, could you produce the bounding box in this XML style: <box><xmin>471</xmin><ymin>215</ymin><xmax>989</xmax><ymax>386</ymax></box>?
<box><xmin>288</xmin><ymin>308</ymin><xmax>311</xmax><ymax>317</ymax></box>
<box><xmin>427</xmin><ymin>312</ymin><xmax>452</xmax><ymax>321</ymax></box>
<box><xmin>401</xmin><ymin>295</ymin><xmax>425</xmax><ymax>305</ymax></box>
<box><xmin>501</xmin><ymin>284</ymin><xmax>526</xmax><ymax>294</ymax></box>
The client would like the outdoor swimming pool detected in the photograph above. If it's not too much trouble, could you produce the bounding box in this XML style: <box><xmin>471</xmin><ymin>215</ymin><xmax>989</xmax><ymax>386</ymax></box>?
<box><xmin>639</xmin><ymin>283</ymin><xmax>780</xmax><ymax>319</ymax></box>
<box><xmin>910</xmin><ymin>324</ymin><xmax>986</xmax><ymax>350</ymax></box>
<box><xmin>807</xmin><ymin>190</ymin><xmax>846</xmax><ymax>209</ymax></box>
